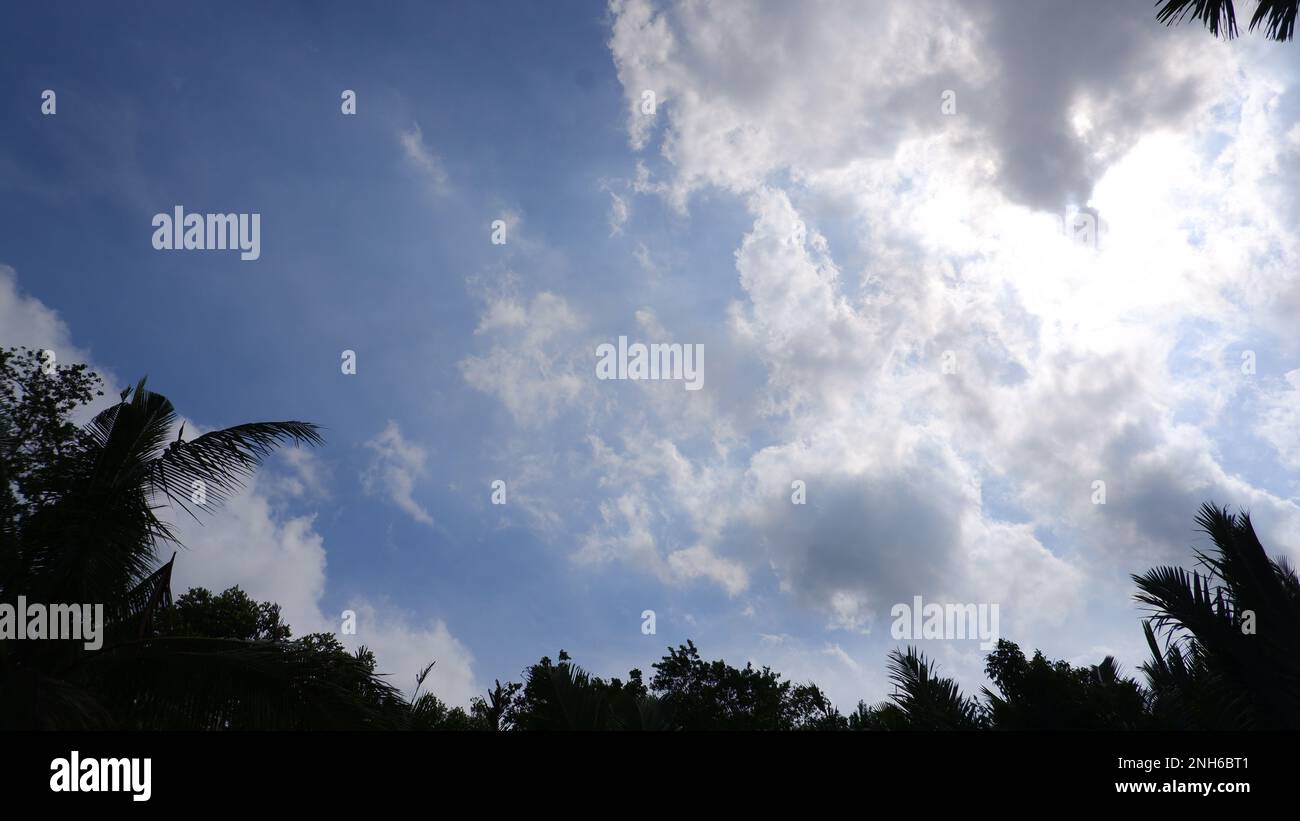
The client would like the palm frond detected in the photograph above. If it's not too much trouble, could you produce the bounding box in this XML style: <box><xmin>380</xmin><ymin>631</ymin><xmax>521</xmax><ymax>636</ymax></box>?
<box><xmin>1248</xmin><ymin>0</ymin><xmax>1298</xmax><ymax>40</ymax></box>
<box><xmin>1156</xmin><ymin>0</ymin><xmax>1240</xmax><ymax>38</ymax></box>
<box><xmin>1136</xmin><ymin>503</ymin><xmax>1300</xmax><ymax>728</ymax></box>
<box><xmin>87</xmin><ymin>378</ymin><xmax>176</xmax><ymax>491</ymax></box>
<box><xmin>885</xmin><ymin>647</ymin><xmax>984</xmax><ymax>730</ymax></box>
<box><xmin>111</xmin><ymin>552</ymin><xmax>175</xmax><ymax>639</ymax></box>
<box><xmin>149</xmin><ymin>421</ymin><xmax>323</xmax><ymax>517</ymax></box>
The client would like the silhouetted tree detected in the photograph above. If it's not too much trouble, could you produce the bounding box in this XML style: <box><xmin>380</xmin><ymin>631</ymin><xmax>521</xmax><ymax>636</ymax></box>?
<box><xmin>162</xmin><ymin>586</ymin><xmax>292</xmax><ymax>642</ymax></box>
<box><xmin>1134</xmin><ymin>503</ymin><xmax>1300</xmax><ymax>729</ymax></box>
<box><xmin>852</xmin><ymin>647</ymin><xmax>985</xmax><ymax>730</ymax></box>
<box><xmin>0</xmin><ymin>347</ymin><xmax>399</xmax><ymax>729</ymax></box>
<box><xmin>407</xmin><ymin>691</ymin><xmax>480</xmax><ymax>730</ymax></box>
<box><xmin>498</xmin><ymin>650</ymin><xmax>669</xmax><ymax>730</ymax></box>
<box><xmin>471</xmin><ymin>680</ymin><xmax>522</xmax><ymax>731</ymax></box>
<box><xmin>650</xmin><ymin>640</ymin><xmax>842</xmax><ymax>730</ymax></box>
<box><xmin>982</xmin><ymin>640</ymin><xmax>1148</xmax><ymax>730</ymax></box>
<box><xmin>1156</xmin><ymin>0</ymin><xmax>1297</xmax><ymax>41</ymax></box>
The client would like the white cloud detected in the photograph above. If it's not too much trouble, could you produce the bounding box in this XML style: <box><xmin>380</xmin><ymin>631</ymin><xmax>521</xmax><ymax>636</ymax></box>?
<box><xmin>608</xmin><ymin>190</ymin><xmax>630</xmax><ymax>235</ymax></box>
<box><xmin>167</xmin><ymin>471</ymin><xmax>480</xmax><ymax>704</ymax></box>
<box><xmin>0</xmin><ymin>264</ymin><xmax>121</xmax><ymax>405</ymax></box>
<box><xmin>399</xmin><ymin>123</ymin><xmax>449</xmax><ymax>192</ymax></box>
<box><xmin>266</xmin><ymin>447</ymin><xmax>331</xmax><ymax>500</ymax></box>
<box><xmin>169</xmin><ymin>472</ymin><xmax>329</xmax><ymax>636</ymax></box>
<box><xmin>477</xmin><ymin>0</ymin><xmax>1300</xmax><ymax>675</ymax></box>
<box><xmin>341</xmin><ymin>600</ymin><xmax>480</xmax><ymax>706</ymax></box>
<box><xmin>130</xmin><ymin>410</ymin><xmax>479</xmax><ymax>705</ymax></box>
<box><xmin>632</xmin><ymin>242</ymin><xmax>660</xmax><ymax>277</ymax></box>
<box><xmin>459</xmin><ymin>290</ymin><xmax>588</xmax><ymax>425</ymax></box>
<box><xmin>822</xmin><ymin>643</ymin><xmax>865</xmax><ymax>677</ymax></box>
<box><xmin>610</xmin><ymin>0</ymin><xmax>1228</xmax><ymax>211</ymax></box>
<box><xmin>0</xmin><ymin>264</ymin><xmax>76</xmax><ymax>353</ymax></box>
<box><xmin>362</xmin><ymin>420</ymin><xmax>436</xmax><ymax>526</ymax></box>
<box><xmin>1259</xmin><ymin>369</ymin><xmax>1300</xmax><ymax>472</ymax></box>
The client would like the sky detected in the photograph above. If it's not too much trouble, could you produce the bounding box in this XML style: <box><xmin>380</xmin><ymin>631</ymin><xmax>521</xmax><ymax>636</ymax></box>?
<box><xmin>3</xmin><ymin>0</ymin><xmax>1300</xmax><ymax>710</ymax></box>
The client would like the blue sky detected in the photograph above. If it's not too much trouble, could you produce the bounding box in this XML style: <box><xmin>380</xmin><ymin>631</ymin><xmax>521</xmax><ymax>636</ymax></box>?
<box><xmin>5</xmin><ymin>0</ymin><xmax>1300</xmax><ymax>708</ymax></box>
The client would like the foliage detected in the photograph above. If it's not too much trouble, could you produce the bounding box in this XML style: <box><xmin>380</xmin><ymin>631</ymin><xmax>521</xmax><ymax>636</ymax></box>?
<box><xmin>163</xmin><ymin>586</ymin><xmax>292</xmax><ymax>642</ymax></box>
<box><xmin>1156</xmin><ymin>0</ymin><xmax>1297</xmax><ymax>41</ymax></box>
<box><xmin>1134</xmin><ymin>503</ymin><xmax>1300</xmax><ymax>729</ymax></box>
<box><xmin>0</xmin><ymin>347</ymin><xmax>394</xmax><ymax>729</ymax></box>
<box><xmin>851</xmin><ymin>648</ymin><xmax>985</xmax><ymax>730</ymax></box>
<box><xmin>982</xmin><ymin>640</ymin><xmax>1148</xmax><ymax>730</ymax></box>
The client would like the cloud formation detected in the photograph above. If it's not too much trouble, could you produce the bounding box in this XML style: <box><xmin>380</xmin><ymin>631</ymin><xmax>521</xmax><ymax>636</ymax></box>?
<box><xmin>362</xmin><ymin>420</ymin><xmax>437</xmax><ymax>527</ymax></box>
<box><xmin>446</xmin><ymin>0</ymin><xmax>1300</xmax><ymax>693</ymax></box>
<box><xmin>399</xmin><ymin>123</ymin><xmax>450</xmax><ymax>193</ymax></box>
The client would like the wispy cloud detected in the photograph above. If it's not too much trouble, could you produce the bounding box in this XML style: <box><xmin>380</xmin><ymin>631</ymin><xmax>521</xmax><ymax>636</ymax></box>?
<box><xmin>399</xmin><ymin>123</ymin><xmax>449</xmax><ymax>193</ymax></box>
<box><xmin>362</xmin><ymin>420</ymin><xmax>435</xmax><ymax>527</ymax></box>
<box><xmin>607</xmin><ymin>190</ymin><xmax>629</xmax><ymax>235</ymax></box>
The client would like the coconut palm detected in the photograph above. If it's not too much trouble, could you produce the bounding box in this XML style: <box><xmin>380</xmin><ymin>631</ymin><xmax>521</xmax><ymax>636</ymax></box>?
<box><xmin>858</xmin><ymin>647</ymin><xmax>986</xmax><ymax>730</ymax></box>
<box><xmin>0</xmin><ymin>365</ymin><xmax>400</xmax><ymax>729</ymax></box>
<box><xmin>1156</xmin><ymin>0</ymin><xmax>1297</xmax><ymax>41</ymax></box>
<box><xmin>1134</xmin><ymin>502</ymin><xmax>1300</xmax><ymax>729</ymax></box>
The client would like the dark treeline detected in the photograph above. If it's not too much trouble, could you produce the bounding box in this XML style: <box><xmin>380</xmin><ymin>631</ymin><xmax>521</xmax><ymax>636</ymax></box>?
<box><xmin>3</xmin><ymin>347</ymin><xmax>1299</xmax><ymax>730</ymax></box>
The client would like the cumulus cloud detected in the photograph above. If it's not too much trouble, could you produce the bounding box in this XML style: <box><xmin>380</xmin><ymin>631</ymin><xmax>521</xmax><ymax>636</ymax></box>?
<box><xmin>339</xmin><ymin>600</ymin><xmax>480</xmax><ymax>706</ymax></box>
<box><xmin>609</xmin><ymin>0</ymin><xmax>1229</xmax><ymax>211</ymax></box>
<box><xmin>169</xmin><ymin>472</ymin><xmax>330</xmax><ymax>636</ymax></box>
<box><xmin>446</xmin><ymin>0</ymin><xmax>1300</xmax><ymax>681</ymax></box>
<box><xmin>1258</xmin><ymin>370</ymin><xmax>1300</xmax><ymax>472</ymax></box>
<box><xmin>0</xmin><ymin>264</ymin><xmax>77</xmax><ymax>353</ymax></box>
<box><xmin>152</xmin><ymin>418</ymin><xmax>478</xmax><ymax>704</ymax></box>
<box><xmin>459</xmin><ymin>288</ymin><xmax>588</xmax><ymax>424</ymax></box>
<box><xmin>167</xmin><ymin>466</ymin><xmax>480</xmax><ymax>704</ymax></box>
<box><xmin>355</xmin><ymin>0</ymin><xmax>1300</xmax><ymax>701</ymax></box>
<box><xmin>0</xmin><ymin>264</ymin><xmax>120</xmax><ymax>400</ymax></box>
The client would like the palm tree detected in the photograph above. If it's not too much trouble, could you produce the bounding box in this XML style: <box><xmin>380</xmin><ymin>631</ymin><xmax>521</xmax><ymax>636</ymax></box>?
<box><xmin>1</xmin><ymin>377</ymin><xmax>400</xmax><ymax>729</ymax></box>
<box><xmin>1133</xmin><ymin>502</ymin><xmax>1300</xmax><ymax>729</ymax></box>
<box><xmin>857</xmin><ymin>647</ymin><xmax>986</xmax><ymax>730</ymax></box>
<box><xmin>1156</xmin><ymin>0</ymin><xmax>1297</xmax><ymax>41</ymax></box>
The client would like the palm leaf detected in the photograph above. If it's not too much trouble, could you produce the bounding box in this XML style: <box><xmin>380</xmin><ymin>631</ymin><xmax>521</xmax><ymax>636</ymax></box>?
<box><xmin>1156</xmin><ymin>0</ymin><xmax>1240</xmax><ymax>38</ymax></box>
<box><xmin>1248</xmin><ymin>0</ymin><xmax>1299</xmax><ymax>39</ymax></box>
<box><xmin>884</xmin><ymin>647</ymin><xmax>984</xmax><ymax>730</ymax></box>
<box><xmin>149</xmin><ymin>420</ymin><xmax>323</xmax><ymax>517</ymax></box>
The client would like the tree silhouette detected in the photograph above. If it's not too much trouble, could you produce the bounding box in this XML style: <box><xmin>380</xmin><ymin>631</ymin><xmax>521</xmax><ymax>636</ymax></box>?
<box><xmin>649</xmin><ymin>640</ymin><xmax>841</xmax><ymax>730</ymax></box>
<box><xmin>851</xmin><ymin>647</ymin><xmax>985</xmax><ymax>730</ymax></box>
<box><xmin>494</xmin><ymin>650</ymin><xmax>668</xmax><ymax>730</ymax></box>
<box><xmin>1156</xmin><ymin>0</ymin><xmax>1297</xmax><ymax>41</ymax></box>
<box><xmin>1134</xmin><ymin>502</ymin><xmax>1300</xmax><ymax>729</ymax></box>
<box><xmin>0</xmin><ymin>347</ymin><xmax>398</xmax><ymax>729</ymax></box>
<box><xmin>982</xmin><ymin>640</ymin><xmax>1148</xmax><ymax>730</ymax></box>
<box><xmin>479</xmin><ymin>642</ymin><xmax>841</xmax><ymax>730</ymax></box>
<box><xmin>163</xmin><ymin>585</ymin><xmax>292</xmax><ymax>642</ymax></box>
